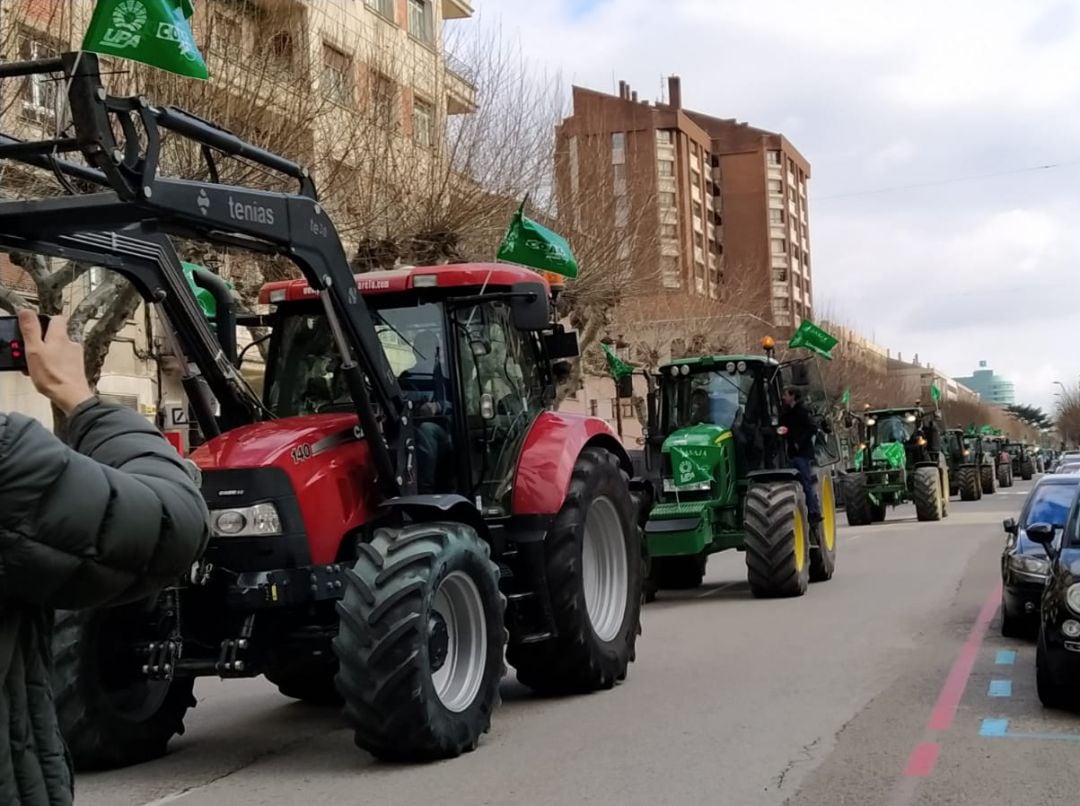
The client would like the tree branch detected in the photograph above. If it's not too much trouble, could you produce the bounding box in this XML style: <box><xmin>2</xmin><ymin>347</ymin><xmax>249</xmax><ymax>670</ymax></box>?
<box><xmin>0</xmin><ymin>285</ymin><xmax>31</xmax><ymax>314</ymax></box>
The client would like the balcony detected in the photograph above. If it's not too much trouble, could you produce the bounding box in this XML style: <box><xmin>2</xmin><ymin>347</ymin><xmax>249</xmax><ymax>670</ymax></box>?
<box><xmin>443</xmin><ymin>0</ymin><xmax>475</xmax><ymax>19</ymax></box>
<box><xmin>445</xmin><ymin>52</ymin><xmax>477</xmax><ymax>114</ymax></box>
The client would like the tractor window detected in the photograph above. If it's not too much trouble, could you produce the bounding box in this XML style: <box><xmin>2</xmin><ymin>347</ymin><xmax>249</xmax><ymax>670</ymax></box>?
<box><xmin>873</xmin><ymin>415</ymin><xmax>914</xmax><ymax>444</ymax></box>
<box><xmin>451</xmin><ymin>301</ymin><xmax>544</xmax><ymax>512</ymax></box>
<box><xmin>265</xmin><ymin>303</ymin><xmax>446</xmax><ymax>417</ymax></box>
<box><xmin>662</xmin><ymin>370</ymin><xmax>754</xmax><ymax>432</ymax></box>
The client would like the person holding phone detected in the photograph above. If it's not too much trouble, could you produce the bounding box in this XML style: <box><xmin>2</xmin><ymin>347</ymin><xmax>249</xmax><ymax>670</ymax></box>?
<box><xmin>0</xmin><ymin>310</ymin><xmax>209</xmax><ymax>806</ymax></box>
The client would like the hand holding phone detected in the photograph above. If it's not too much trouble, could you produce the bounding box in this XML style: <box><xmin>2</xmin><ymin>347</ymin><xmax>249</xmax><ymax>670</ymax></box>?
<box><xmin>4</xmin><ymin>311</ymin><xmax>94</xmax><ymax>415</ymax></box>
<box><xmin>0</xmin><ymin>313</ymin><xmax>47</xmax><ymax>372</ymax></box>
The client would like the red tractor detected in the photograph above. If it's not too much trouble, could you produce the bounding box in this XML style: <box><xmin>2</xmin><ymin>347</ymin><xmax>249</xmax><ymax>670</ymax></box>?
<box><xmin>0</xmin><ymin>53</ymin><xmax>644</xmax><ymax>766</ymax></box>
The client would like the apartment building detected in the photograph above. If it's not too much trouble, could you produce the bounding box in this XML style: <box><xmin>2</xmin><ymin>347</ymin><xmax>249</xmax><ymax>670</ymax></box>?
<box><xmin>0</xmin><ymin>0</ymin><xmax>474</xmax><ymax>430</ymax></box>
<box><xmin>556</xmin><ymin>75</ymin><xmax>812</xmax><ymax>328</ymax></box>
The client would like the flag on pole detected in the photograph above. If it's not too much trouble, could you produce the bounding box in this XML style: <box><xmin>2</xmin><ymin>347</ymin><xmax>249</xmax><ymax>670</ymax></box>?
<box><xmin>82</xmin><ymin>0</ymin><xmax>209</xmax><ymax>80</ymax></box>
<box><xmin>601</xmin><ymin>342</ymin><xmax>635</xmax><ymax>381</ymax></box>
<box><xmin>931</xmin><ymin>384</ymin><xmax>942</xmax><ymax>402</ymax></box>
<box><xmin>787</xmin><ymin>319</ymin><xmax>838</xmax><ymax>360</ymax></box>
<box><xmin>841</xmin><ymin>388</ymin><xmax>851</xmax><ymax>406</ymax></box>
<box><xmin>497</xmin><ymin>198</ymin><xmax>579</xmax><ymax>279</ymax></box>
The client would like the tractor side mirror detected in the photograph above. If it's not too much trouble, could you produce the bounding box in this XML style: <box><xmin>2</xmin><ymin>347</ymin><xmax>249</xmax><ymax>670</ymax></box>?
<box><xmin>551</xmin><ymin>359</ymin><xmax>573</xmax><ymax>381</ymax></box>
<box><xmin>1026</xmin><ymin>522</ymin><xmax>1055</xmax><ymax>547</ymax></box>
<box><xmin>510</xmin><ymin>282</ymin><xmax>551</xmax><ymax>331</ymax></box>
<box><xmin>1003</xmin><ymin>517</ymin><xmax>1018</xmax><ymax>535</ymax></box>
<box><xmin>544</xmin><ymin>328</ymin><xmax>580</xmax><ymax>360</ymax></box>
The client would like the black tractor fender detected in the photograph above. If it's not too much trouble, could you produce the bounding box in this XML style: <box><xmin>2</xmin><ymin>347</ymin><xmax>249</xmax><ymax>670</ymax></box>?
<box><xmin>380</xmin><ymin>494</ymin><xmax>489</xmax><ymax>541</ymax></box>
<box><xmin>747</xmin><ymin>468</ymin><xmax>801</xmax><ymax>485</ymax></box>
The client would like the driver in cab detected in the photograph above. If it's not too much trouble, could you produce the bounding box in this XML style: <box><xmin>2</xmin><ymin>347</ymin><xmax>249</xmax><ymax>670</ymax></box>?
<box><xmin>399</xmin><ymin>330</ymin><xmax>452</xmax><ymax>493</ymax></box>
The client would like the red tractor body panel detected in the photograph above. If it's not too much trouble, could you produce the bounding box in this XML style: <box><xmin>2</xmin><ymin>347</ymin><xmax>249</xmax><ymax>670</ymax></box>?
<box><xmin>191</xmin><ymin>413</ymin><xmax>379</xmax><ymax>565</ymax></box>
<box><xmin>512</xmin><ymin>411</ymin><xmax>627</xmax><ymax>516</ymax></box>
<box><xmin>259</xmin><ymin>263</ymin><xmax>552</xmax><ymax>304</ymax></box>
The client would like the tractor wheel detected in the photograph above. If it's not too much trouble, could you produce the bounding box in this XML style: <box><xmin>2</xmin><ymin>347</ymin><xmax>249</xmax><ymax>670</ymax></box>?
<box><xmin>981</xmin><ymin>464</ymin><xmax>997</xmax><ymax>495</ymax></box>
<box><xmin>334</xmin><ymin>522</ymin><xmax>506</xmax><ymax>761</ymax></box>
<box><xmin>958</xmin><ymin>467</ymin><xmax>981</xmax><ymax>501</ymax></box>
<box><xmin>870</xmin><ymin>498</ymin><xmax>888</xmax><ymax>522</ymax></box>
<box><xmin>940</xmin><ymin>469</ymin><xmax>950</xmax><ymax>517</ymax></box>
<box><xmin>651</xmin><ymin>554</ymin><xmax>707</xmax><ymax>590</ymax></box>
<box><xmin>744</xmin><ymin>481</ymin><xmax>810</xmax><ymax>598</ymax></box>
<box><xmin>913</xmin><ymin>466</ymin><xmax>943</xmax><ymax>522</ymax></box>
<box><xmin>1022</xmin><ymin>460</ymin><xmax>1035</xmax><ymax>481</ymax></box>
<box><xmin>52</xmin><ymin>605</ymin><xmax>195</xmax><ymax>770</ymax></box>
<box><xmin>843</xmin><ymin>473</ymin><xmax>873</xmax><ymax>526</ymax></box>
<box><xmin>508</xmin><ymin>447</ymin><xmax>642</xmax><ymax>694</ymax></box>
<box><xmin>809</xmin><ymin>471</ymin><xmax>837</xmax><ymax>583</ymax></box>
<box><xmin>999</xmin><ymin>464</ymin><xmax>1013</xmax><ymax>488</ymax></box>
<box><xmin>265</xmin><ymin>654</ymin><xmax>341</xmax><ymax>705</ymax></box>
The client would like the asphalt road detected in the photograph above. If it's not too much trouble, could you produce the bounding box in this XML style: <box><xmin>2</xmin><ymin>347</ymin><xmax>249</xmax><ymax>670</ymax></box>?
<box><xmin>79</xmin><ymin>479</ymin><xmax>1080</xmax><ymax>806</ymax></box>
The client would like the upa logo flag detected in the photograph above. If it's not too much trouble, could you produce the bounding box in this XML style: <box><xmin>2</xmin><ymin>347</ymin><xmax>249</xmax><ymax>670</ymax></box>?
<box><xmin>82</xmin><ymin>0</ymin><xmax>209</xmax><ymax>80</ymax></box>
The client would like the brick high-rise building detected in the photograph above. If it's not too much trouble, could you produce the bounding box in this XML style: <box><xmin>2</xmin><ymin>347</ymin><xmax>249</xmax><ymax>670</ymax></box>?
<box><xmin>556</xmin><ymin>76</ymin><xmax>812</xmax><ymax>328</ymax></box>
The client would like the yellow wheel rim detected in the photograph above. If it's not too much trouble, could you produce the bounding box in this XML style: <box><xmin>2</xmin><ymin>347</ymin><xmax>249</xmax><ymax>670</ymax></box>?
<box><xmin>793</xmin><ymin>508</ymin><xmax>806</xmax><ymax>572</ymax></box>
<box><xmin>821</xmin><ymin>475</ymin><xmax>836</xmax><ymax>551</ymax></box>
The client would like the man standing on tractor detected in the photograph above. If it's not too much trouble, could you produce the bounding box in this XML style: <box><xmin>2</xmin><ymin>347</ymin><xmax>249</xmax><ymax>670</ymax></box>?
<box><xmin>782</xmin><ymin>386</ymin><xmax>823</xmax><ymax>524</ymax></box>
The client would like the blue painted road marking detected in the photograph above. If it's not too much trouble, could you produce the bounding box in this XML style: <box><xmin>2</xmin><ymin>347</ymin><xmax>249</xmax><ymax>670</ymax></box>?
<box><xmin>980</xmin><ymin>718</ymin><xmax>1080</xmax><ymax>741</ymax></box>
<box><xmin>995</xmin><ymin>650</ymin><xmax>1016</xmax><ymax>665</ymax></box>
<box><xmin>988</xmin><ymin>679</ymin><xmax>1013</xmax><ymax>697</ymax></box>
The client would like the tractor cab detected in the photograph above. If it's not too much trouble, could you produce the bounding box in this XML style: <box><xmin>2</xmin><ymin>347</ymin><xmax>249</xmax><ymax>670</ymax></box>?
<box><xmin>255</xmin><ymin>264</ymin><xmax>572</xmax><ymax>512</ymax></box>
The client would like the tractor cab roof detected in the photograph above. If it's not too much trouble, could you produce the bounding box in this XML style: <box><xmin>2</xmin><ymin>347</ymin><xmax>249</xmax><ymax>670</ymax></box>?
<box><xmin>865</xmin><ymin>407</ymin><xmax>924</xmax><ymax>417</ymax></box>
<box><xmin>660</xmin><ymin>355</ymin><xmax>777</xmax><ymax>374</ymax></box>
<box><xmin>258</xmin><ymin>262</ymin><xmax>551</xmax><ymax>305</ymax></box>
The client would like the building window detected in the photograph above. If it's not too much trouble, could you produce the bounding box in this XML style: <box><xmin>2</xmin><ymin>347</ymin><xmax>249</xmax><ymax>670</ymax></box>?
<box><xmin>694</xmin><ymin>233</ymin><xmax>704</xmax><ymax>250</ymax></box>
<box><xmin>769</xmin><ymin>209</ymin><xmax>784</xmax><ymax>224</ymax></box>
<box><xmin>775</xmin><ymin>298</ymin><xmax>791</xmax><ymax>312</ymax></box>
<box><xmin>366</xmin><ymin>0</ymin><xmax>396</xmax><ymax>18</ymax></box>
<box><xmin>773</xmin><ymin>269</ymin><xmax>787</xmax><ymax>283</ymax></box>
<box><xmin>771</xmin><ymin>238</ymin><xmax>786</xmax><ymax>254</ymax></box>
<box><xmin>621</xmin><ymin>401</ymin><xmax>634</xmax><ymax>418</ymax></box>
<box><xmin>658</xmin><ymin>160</ymin><xmax>674</xmax><ymax>177</ymax></box>
<box><xmin>408</xmin><ymin>0</ymin><xmax>434</xmax><ymax>44</ymax></box>
<box><xmin>767</xmin><ymin>150</ymin><xmax>782</xmax><ymax>165</ymax></box>
<box><xmin>615</xmin><ymin>196</ymin><xmax>629</xmax><ymax>228</ymax></box>
<box><xmin>413</xmin><ymin>97</ymin><xmax>434</xmax><ymax>147</ymax></box>
<box><xmin>371</xmin><ymin>72</ymin><xmax>397</xmax><ymax>127</ymax></box>
<box><xmin>18</xmin><ymin>35</ymin><xmax>59</xmax><ymax>122</ymax></box>
<box><xmin>768</xmin><ymin>179</ymin><xmax>783</xmax><ymax>194</ymax></box>
<box><xmin>659</xmin><ymin>192</ymin><xmax>676</xmax><ymax>208</ymax></box>
<box><xmin>589</xmin><ymin>399</ymin><xmax>599</xmax><ymax>417</ymax></box>
<box><xmin>656</xmin><ymin>130</ymin><xmax>673</xmax><ymax>144</ymax></box>
<box><xmin>613</xmin><ymin>163</ymin><xmax>626</xmax><ymax>196</ymax></box>
<box><xmin>210</xmin><ymin>12</ymin><xmax>241</xmax><ymax>55</ymax></box>
<box><xmin>268</xmin><ymin>31</ymin><xmax>295</xmax><ymax>70</ymax></box>
<box><xmin>661</xmin><ymin>256</ymin><xmax>681</xmax><ymax>288</ymax></box>
<box><xmin>568</xmin><ymin>136</ymin><xmax>580</xmax><ymax>194</ymax></box>
<box><xmin>322</xmin><ymin>44</ymin><xmax>354</xmax><ymax>105</ymax></box>
<box><xmin>660</xmin><ymin>223</ymin><xmax>677</xmax><ymax>239</ymax></box>
<box><xmin>612</xmin><ymin>132</ymin><xmax>626</xmax><ymax>165</ymax></box>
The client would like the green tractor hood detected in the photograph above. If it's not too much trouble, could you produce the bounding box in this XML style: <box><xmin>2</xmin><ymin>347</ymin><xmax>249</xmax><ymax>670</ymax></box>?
<box><xmin>871</xmin><ymin>441</ymin><xmax>906</xmax><ymax>469</ymax></box>
<box><xmin>662</xmin><ymin>424</ymin><xmax>733</xmax><ymax>488</ymax></box>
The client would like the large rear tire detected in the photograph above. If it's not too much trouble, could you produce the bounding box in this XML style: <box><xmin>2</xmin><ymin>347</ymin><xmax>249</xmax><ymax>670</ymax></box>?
<box><xmin>744</xmin><ymin>481</ymin><xmax>810</xmax><ymax>598</ymax></box>
<box><xmin>809</xmin><ymin>471</ymin><xmax>837</xmax><ymax>583</ymax></box>
<box><xmin>981</xmin><ymin>463</ymin><xmax>996</xmax><ymax>495</ymax></box>
<box><xmin>913</xmin><ymin>466</ymin><xmax>943</xmax><ymax>522</ymax></box>
<box><xmin>52</xmin><ymin>605</ymin><xmax>195</xmax><ymax>771</ymax></box>
<box><xmin>334</xmin><ymin>522</ymin><xmax>506</xmax><ymax>761</ymax></box>
<box><xmin>508</xmin><ymin>447</ymin><xmax>643</xmax><ymax>694</ymax></box>
<box><xmin>958</xmin><ymin>466</ymin><xmax>981</xmax><ymax>501</ymax></box>
<box><xmin>999</xmin><ymin>464</ymin><xmax>1013</xmax><ymax>488</ymax></box>
<box><xmin>843</xmin><ymin>473</ymin><xmax>872</xmax><ymax>526</ymax></box>
<box><xmin>651</xmin><ymin>554</ymin><xmax>707</xmax><ymax>590</ymax></box>
<box><xmin>1021</xmin><ymin>460</ymin><xmax>1035</xmax><ymax>481</ymax></box>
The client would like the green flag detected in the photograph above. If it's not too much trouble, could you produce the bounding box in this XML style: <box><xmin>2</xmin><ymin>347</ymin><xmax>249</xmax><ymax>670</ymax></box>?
<box><xmin>931</xmin><ymin>384</ymin><xmax>942</xmax><ymax>402</ymax></box>
<box><xmin>787</xmin><ymin>319</ymin><xmax>838</xmax><ymax>360</ymax></box>
<box><xmin>497</xmin><ymin>199</ymin><xmax>579</xmax><ymax>279</ymax></box>
<box><xmin>841</xmin><ymin>388</ymin><xmax>851</xmax><ymax>406</ymax></box>
<box><xmin>181</xmin><ymin>261</ymin><xmax>232</xmax><ymax>319</ymax></box>
<box><xmin>980</xmin><ymin>425</ymin><xmax>992</xmax><ymax>435</ymax></box>
<box><xmin>82</xmin><ymin>0</ymin><xmax>209</xmax><ymax>80</ymax></box>
<box><xmin>601</xmin><ymin>342</ymin><xmax>635</xmax><ymax>381</ymax></box>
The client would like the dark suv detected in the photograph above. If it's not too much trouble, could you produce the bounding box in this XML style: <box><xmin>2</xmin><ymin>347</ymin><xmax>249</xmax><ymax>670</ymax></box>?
<box><xmin>1001</xmin><ymin>475</ymin><xmax>1080</xmax><ymax>637</ymax></box>
<box><xmin>1028</xmin><ymin>488</ymin><xmax>1080</xmax><ymax>708</ymax></box>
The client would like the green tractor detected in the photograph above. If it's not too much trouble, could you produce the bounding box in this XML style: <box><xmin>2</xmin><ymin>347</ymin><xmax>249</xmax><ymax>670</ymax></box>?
<box><xmin>1004</xmin><ymin>441</ymin><xmax>1036</xmax><ymax>481</ymax></box>
<box><xmin>987</xmin><ymin>436</ymin><xmax>1015</xmax><ymax>488</ymax></box>
<box><xmin>945</xmin><ymin>428</ymin><xmax>998</xmax><ymax>500</ymax></box>
<box><xmin>642</xmin><ymin>346</ymin><xmax>840</xmax><ymax>598</ymax></box>
<box><xmin>843</xmin><ymin>406</ymin><xmax>950</xmax><ymax>525</ymax></box>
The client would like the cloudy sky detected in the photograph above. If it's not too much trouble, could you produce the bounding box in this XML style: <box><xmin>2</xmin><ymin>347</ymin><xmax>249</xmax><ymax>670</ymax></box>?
<box><xmin>481</xmin><ymin>0</ymin><xmax>1080</xmax><ymax>412</ymax></box>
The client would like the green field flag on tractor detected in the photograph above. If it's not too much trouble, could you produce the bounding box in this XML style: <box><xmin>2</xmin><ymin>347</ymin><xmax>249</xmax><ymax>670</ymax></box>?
<box><xmin>788</xmin><ymin>319</ymin><xmax>838</xmax><ymax>360</ymax></box>
<box><xmin>931</xmin><ymin>384</ymin><xmax>942</xmax><ymax>402</ymax></box>
<box><xmin>82</xmin><ymin>0</ymin><xmax>208</xmax><ymax>80</ymax></box>
<box><xmin>841</xmin><ymin>388</ymin><xmax>851</xmax><ymax>406</ymax></box>
<box><xmin>497</xmin><ymin>199</ymin><xmax>579</xmax><ymax>279</ymax></box>
<box><xmin>668</xmin><ymin>444</ymin><xmax>714</xmax><ymax>487</ymax></box>
<box><xmin>601</xmin><ymin>343</ymin><xmax>635</xmax><ymax>381</ymax></box>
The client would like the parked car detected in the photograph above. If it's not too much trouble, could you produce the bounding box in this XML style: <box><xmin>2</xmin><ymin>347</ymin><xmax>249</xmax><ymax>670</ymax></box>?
<box><xmin>1001</xmin><ymin>475</ymin><xmax>1080</xmax><ymax>637</ymax></box>
<box><xmin>1028</xmin><ymin>494</ymin><xmax>1080</xmax><ymax>708</ymax></box>
<box><xmin>1056</xmin><ymin>462</ymin><xmax>1080</xmax><ymax>475</ymax></box>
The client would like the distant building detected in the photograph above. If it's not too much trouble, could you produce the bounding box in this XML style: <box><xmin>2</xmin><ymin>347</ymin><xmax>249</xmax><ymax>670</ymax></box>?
<box><xmin>954</xmin><ymin>361</ymin><xmax>1015</xmax><ymax>407</ymax></box>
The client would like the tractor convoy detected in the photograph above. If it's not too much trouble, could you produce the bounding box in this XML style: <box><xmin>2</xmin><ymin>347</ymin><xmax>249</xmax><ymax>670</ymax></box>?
<box><xmin>0</xmin><ymin>51</ymin><xmax>1045</xmax><ymax>773</ymax></box>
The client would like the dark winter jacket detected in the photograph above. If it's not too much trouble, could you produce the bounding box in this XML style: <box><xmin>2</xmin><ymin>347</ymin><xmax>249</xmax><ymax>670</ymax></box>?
<box><xmin>781</xmin><ymin>401</ymin><xmax>818</xmax><ymax>460</ymax></box>
<box><xmin>0</xmin><ymin>399</ymin><xmax>208</xmax><ymax>806</ymax></box>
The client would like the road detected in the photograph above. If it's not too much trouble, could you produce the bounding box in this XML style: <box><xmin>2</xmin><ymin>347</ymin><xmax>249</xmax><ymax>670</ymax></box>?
<box><xmin>80</xmin><ymin>479</ymin><xmax>1080</xmax><ymax>806</ymax></box>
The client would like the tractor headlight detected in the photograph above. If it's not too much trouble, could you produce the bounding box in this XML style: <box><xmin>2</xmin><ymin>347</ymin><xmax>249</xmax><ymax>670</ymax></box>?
<box><xmin>663</xmin><ymin>480</ymin><xmax>712</xmax><ymax>493</ymax></box>
<box><xmin>865</xmin><ymin>417</ymin><xmax>876</xmax><ymax>426</ymax></box>
<box><xmin>211</xmin><ymin>503</ymin><xmax>282</xmax><ymax>537</ymax></box>
<box><xmin>1067</xmin><ymin>583</ymin><xmax>1080</xmax><ymax>616</ymax></box>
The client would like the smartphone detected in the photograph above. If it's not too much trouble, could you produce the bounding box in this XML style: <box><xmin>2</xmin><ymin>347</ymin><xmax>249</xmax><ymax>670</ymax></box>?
<box><xmin>0</xmin><ymin>315</ymin><xmax>48</xmax><ymax>372</ymax></box>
